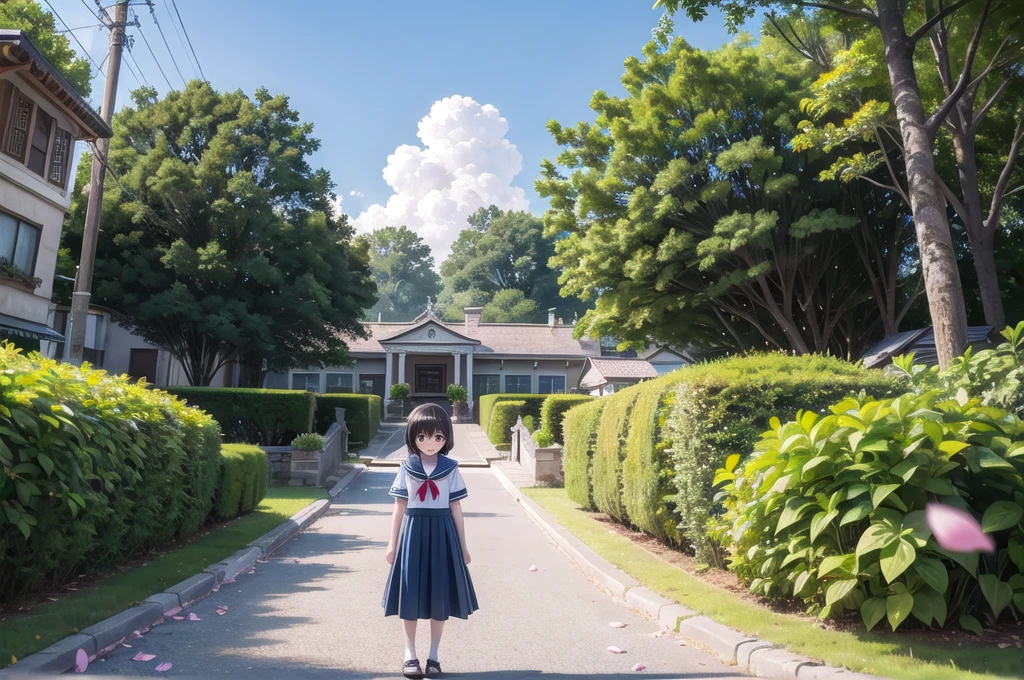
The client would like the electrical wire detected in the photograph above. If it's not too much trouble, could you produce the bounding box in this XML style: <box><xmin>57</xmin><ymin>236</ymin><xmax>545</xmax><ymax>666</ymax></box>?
<box><xmin>40</xmin><ymin>0</ymin><xmax>106</xmax><ymax>79</ymax></box>
<box><xmin>162</xmin><ymin>0</ymin><xmax>197</xmax><ymax>79</ymax></box>
<box><xmin>167</xmin><ymin>0</ymin><xmax>205</xmax><ymax>81</ymax></box>
<box><xmin>146</xmin><ymin>0</ymin><xmax>187</xmax><ymax>87</ymax></box>
<box><xmin>135</xmin><ymin>23</ymin><xmax>174</xmax><ymax>90</ymax></box>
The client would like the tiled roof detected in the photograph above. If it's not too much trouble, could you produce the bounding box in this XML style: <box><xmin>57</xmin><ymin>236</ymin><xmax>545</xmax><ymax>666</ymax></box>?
<box><xmin>343</xmin><ymin>319</ymin><xmax>602</xmax><ymax>357</ymax></box>
<box><xmin>579</xmin><ymin>358</ymin><xmax>659</xmax><ymax>388</ymax></box>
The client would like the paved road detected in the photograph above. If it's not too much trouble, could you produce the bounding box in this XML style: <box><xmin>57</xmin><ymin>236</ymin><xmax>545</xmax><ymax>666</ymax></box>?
<box><xmin>82</xmin><ymin>431</ymin><xmax>746</xmax><ymax>679</ymax></box>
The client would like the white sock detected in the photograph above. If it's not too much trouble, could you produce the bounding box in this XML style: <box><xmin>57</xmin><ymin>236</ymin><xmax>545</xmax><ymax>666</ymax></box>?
<box><xmin>429</xmin><ymin>619</ymin><xmax>445</xmax><ymax>661</ymax></box>
<box><xmin>403</xmin><ymin>619</ymin><xmax>417</xmax><ymax>662</ymax></box>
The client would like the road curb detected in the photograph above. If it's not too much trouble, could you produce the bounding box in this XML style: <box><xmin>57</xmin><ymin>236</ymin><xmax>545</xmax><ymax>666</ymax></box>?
<box><xmin>489</xmin><ymin>465</ymin><xmax>890</xmax><ymax>680</ymax></box>
<box><xmin>1</xmin><ymin>466</ymin><xmax>364</xmax><ymax>678</ymax></box>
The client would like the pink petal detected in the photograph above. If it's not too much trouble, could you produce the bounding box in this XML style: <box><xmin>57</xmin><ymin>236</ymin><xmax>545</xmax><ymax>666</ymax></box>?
<box><xmin>121</xmin><ymin>644</ymin><xmax>132</xmax><ymax>649</ymax></box>
<box><xmin>607</xmin><ymin>646</ymin><xmax>624</xmax><ymax>654</ymax></box>
<box><xmin>293</xmin><ymin>558</ymin><xmax>301</xmax><ymax>563</ymax></box>
<box><xmin>155</xmin><ymin>662</ymin><xmax>172</xmax><ymax>672</ymax></box>
<box><xmin>172</xmin><ymin>616</ymin><xmax>185</xmax><ymax>621</ymax></box>
<box><xmin>609</xmin><ymin>622</ymin><xmax>627</xmax><ymax>628</ymax></box>
<box><xmin>188</xmin><ymin>613</ymin><xmax>200</xmax><ymax>621</ymax></box>
<box><xmin>528</xmin><ymin>565</ymin><xmax>538</xmax><ymax>572</ymax></box>
<box><xmin>926</xmin><ymin>503</ymin><xmax>996</xmax><ymax>554</ymax></box>
<box><xmin>74</xmin><ymin>649</ymin><xmax>88</xmax><ymax>673</ymax></box>
<box><xmin>132</xmin><ymin>653</ymin><xmax>156</xmax><ymax>662</ymax></box>
<box><xmin>632</xmin><ymin>663</ymin><xmax>647</xmax><ymax>671</ymax></box>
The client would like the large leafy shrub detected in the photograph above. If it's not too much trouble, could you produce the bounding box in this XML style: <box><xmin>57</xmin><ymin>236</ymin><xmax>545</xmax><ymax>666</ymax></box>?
<box><xmin>213</xmin><ymin>444</ymin><xmax>270</xmax><ymax>520</ymax></box>
<box><xmin>488</xmin><ymin>400</ymin><xmax>527</xmax><ymax>446</ymax></box>
<box><xmin>562</xmin><ymin>398</ymin><xmax>605</xmax><ymax>509</ymax></box>
<box><xmin>713</xmin><ymin>391</ymin><xmax>1024</xmax><ymax>632</ymax></box>
<box><xmin>479</xmin><ymin>394</ymin><xmax>547</xmax><ymax>433</ymax></box>
<box><xmin>592</xmin><ymin>389</ymin><xmax>639</xmax><ymax>523</ymax></box>
<box><xmin>0</xmin><ymin>344</ymin><xmax>221</xmax><ymax>600</ymax></box>
<box><xmin>894</xmin><ymin>322</ymin><xmax>1024</xmax><ymax>418</ymax></box>
<box><xmin>665</xmin><ymin>354</ymin><xmax>896</xmax><ymax>565</ymax></box>
<box><xmin>539</xmin><ymin>394</ymin><xmax>595</xmax><ymax>445</ymax></box>
<box><xmin>314</xmin><ymin>393</ymin><xmax>381</xmax><ymax>445</ymax></box>
<box><xmin>166</xmin><ymin>387</ymin><xmax>314</xmax><ymax>445</ymax></box>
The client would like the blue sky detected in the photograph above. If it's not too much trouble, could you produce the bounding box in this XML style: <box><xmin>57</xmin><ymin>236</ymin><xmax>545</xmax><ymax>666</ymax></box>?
<box><xmin>52</xmin><ymin>1</ymin><xmax>756</xmax><ymax>232</ymax></box>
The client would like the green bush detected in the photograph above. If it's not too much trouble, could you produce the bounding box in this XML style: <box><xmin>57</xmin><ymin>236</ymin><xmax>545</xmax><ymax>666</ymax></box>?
<box><xmin>592</xmin><ymin>389</ymin><xmax>639</xmax><ymax>523</ymax></box>
<box><xmin>213</xmin><ymin>444</ymin><xmax>270</xmax><ymax>521</ymax></box>
<box><xmin>523</xmin><ymin>415</ymin><xmax>536</xmax><ymax>432</ymax></box>
<box><xmin>446</xmin><ymin>383</ymin><xmax>468</xmax><ymax>404</ymax></box>
<box><xmin>540</xmin><ymin>394</ymin><xmax>595</xmax><ymax>444</ymax></box>
<box><xmin>0</xmin><ymin>344</ymin><xmax>222</xmax><ymax>601</ymax></box>
<box><xmin>534</xmin><ymin>430</ymin><xmax>555</xmax><ymax>447</ymax></box>
<box><xmin>713</xmin><ymin>391</ymin><xmax>1024</xmax><ymax>632</ymax></box>
<box><xmin>313</xmin><ymin>393</ymin><xmax>381</xmax><ymax>445</ymax></box>
<box><xmin>488</xmin><ymin>400</ymin><xmax>527</xmax><ymax>446</ymax></box>
<box><xmin>563</xmin><ymin>399</ymin><xmax>606</xmax><ymax>509</ymax></box>
<box><xmin>390</xmin><ymin>383</ymin><xmax>410</xmax><ymax>400</ymax></box>
<box><xmin>894</xmin><ymin>321</ymin><xmax>1024</xmax><ymax>418</ymax></box>
<box><xmin>292</xmin><ymin>433</ymin><xmax>325</xmax><ymax>451</ymax></box>
<box><xmin>165</xmin><ymin>387</ymin><xmax>315</xmax><ymax>446</ymax></box>
<box><xmin>665</xmin><ymin>354</ymin><xmax>897</xmax><ymax>564</ymax></box>
<box><xmin>479</xmin><ymin>393</ymin><xmax>547</xmax><ymax>432</ymax></box>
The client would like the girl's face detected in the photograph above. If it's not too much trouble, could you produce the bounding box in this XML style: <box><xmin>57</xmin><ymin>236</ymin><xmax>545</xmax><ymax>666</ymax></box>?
<box><xmin>415</xmin><ymin>430</ymin><xmax>446</xmax><ymax>457</ymax></box>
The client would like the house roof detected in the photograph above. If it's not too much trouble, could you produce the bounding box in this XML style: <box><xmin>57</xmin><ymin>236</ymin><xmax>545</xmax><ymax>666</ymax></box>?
<box><xmin>343</xmin><ymin>309</ymin><xmax>602</xmax><ymax>358</ymax></box>
<box><xmin>0</xmin><ymin>30</ymin><xmax>112</xmax><ymax>140</ymax></box>
<box><xmin>861</xmin><ymin>326</ymin><xmax>994</xmax><ymax>369</ymax></box>
<box><xmin>579</xmin><ymin>357</ymin><xmax>659</xmax><ymax>389</ymax></box>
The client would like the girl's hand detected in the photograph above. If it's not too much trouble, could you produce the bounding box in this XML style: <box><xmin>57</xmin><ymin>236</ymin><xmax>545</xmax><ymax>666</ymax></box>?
<box><xmin>463</xmin><ymin>548</ymin><xmax>471</xmax><ymax>565</ymax></box>
<box><xmin>386</xmin><ymin>544</ymin><xmax>396</xmax><ymax>565</ymax></box>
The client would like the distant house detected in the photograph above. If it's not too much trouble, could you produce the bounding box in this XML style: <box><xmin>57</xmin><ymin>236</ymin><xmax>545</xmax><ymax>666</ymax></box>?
<box><xmin>0</xmin><ymin>31</ymin><xmax>112</xmax><ymax>351</ymax></box>
<box><xmin>860</xmin><ymin>326</ymin><xmax>994</xmax><ymax>369</ymax></box>
<box><xmin>578</xmin><ymin>357</ymin><xmax>660</xmax><ymax>396</ymax></box>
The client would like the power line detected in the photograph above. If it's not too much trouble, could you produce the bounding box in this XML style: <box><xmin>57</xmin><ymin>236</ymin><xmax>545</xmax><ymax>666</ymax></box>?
<box><xmin>145</xmin><ymin>0</ymin><xmax>187</xmax><ymax>87</ymax></box>
<box><xmin>135</xmin><ymin>23</ymin><xmax>173</xmax><ymax>90</ymax></box>
<box><xmin>125</xmin><ymin>36</ymin><xmax>150</xmax><ymax>88</ymax></box>
<box><xmin>167</xmin><ymin>0</ymin><xmax>205</xmax><ymax>81</ymax></box>
<box><xmin>162</xmin><ymin>0</ymin><xmax>198</xmax><ymax>79</ymax></box>
<box><xmin>40</xmin><ymin>0</ymin><xmax>106</xmax><ymax>79</ymax></box>
<box><xmin>78</xmin><ymin>0</ymin><xmax>97</xmax><ymax>17</ymax></box>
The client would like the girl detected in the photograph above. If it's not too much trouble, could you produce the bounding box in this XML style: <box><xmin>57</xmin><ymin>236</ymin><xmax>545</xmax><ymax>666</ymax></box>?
<box><xmin>383</xmin><ymin>403</ymin><xmax>479</xmax><ymax>678</ymax></box>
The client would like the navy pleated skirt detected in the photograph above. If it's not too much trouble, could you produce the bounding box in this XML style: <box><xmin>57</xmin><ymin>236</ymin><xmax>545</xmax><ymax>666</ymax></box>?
<box><xmin>383</xmin><ymin>508</ymin><xmax>479</xmax><ymax>621</ymax></box>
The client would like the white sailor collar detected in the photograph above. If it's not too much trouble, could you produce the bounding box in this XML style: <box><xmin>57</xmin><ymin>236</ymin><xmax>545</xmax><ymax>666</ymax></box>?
<box><xmin>405</xmin><ymin>453</ymin><xmax>458</xmax><ymax>481</ymax></box>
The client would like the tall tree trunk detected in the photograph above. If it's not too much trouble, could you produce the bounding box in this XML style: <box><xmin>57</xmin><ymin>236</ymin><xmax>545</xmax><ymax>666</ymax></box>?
<box><xmin>953</xmin><ymin>135</ymin><xmax>1006</xmax><ymax>329</ymax></box>
<box><xmin>877</xmin><ymin>0</ymin><xmax>969</xmax><ymax>367</ymax></box>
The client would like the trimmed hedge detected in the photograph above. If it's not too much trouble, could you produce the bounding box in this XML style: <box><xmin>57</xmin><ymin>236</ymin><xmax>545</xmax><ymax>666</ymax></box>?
<box><xmin>0</xmin><ymin>344</ymin><xmax>222</xmax><ymax>601</ymax></box>
<box><xmin>592</xmin><ymin>388</ymin><xmax>639</xmax><ymax>523</ymax></box>
<box><xmin>213</xmin><ymin>444</ymin><xmax>270</xmax><ymax>520</ymax></box>
<box><xmin>479</xmin><ymin>393</ymin><xmax>546</xmax><ymax>432</ymax></box>
<box><xmin>539</xmin><ymin>394</ymin><xmax>595</xmax><ymax>444</ymax></box>
<box><xmin>314</xmin><ymin>393</ymin><xmax>382</xmax><ymax>445</ymax></box>
<box><xmin>165</xmin><ymin>387</ymin><xmax>315</xmax><ymax>446</ymax></box>
<box><xmin>562</xmin><ymin>398</ymin><xmax>605</xmax><ymax>510</ymax></box>
<box><xmin>488</xmin><ymin>400</ymin><xmax>527</xmax><ymax>446</ymax></box>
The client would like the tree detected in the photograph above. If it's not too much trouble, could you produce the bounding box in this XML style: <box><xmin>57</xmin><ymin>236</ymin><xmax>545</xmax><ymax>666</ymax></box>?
<box><xmin>537</xmin><ymin>20</ymin><xmax>919</xmax><ymax>357</ymax></box>
<box><xmin>656</xmin><ymin>0</ymin><xmax>972</xmax><ymax>367</ymax></box>
<box><xmin>62</xmin><ymin>83</ymin><xmax>375</xmax><ymax>385</ymax></box>
<box><xmin>355</xmin><ymin>226</ymin><xmax>441</xmax><ymax>321</ymax></box>
<box><xmin>481</xmin><ymin>289</ymin><xmax>538</xmax><ymax>323</ymax></box>
<box><xmin>438</xmin><ymin>206</ymin><xmax>589</xmax><ymax>323</ymax></box>
<box><xmin>1</xmin><ymin>0</ymin><xmax>92</xmax><ymax>97</ymax></box>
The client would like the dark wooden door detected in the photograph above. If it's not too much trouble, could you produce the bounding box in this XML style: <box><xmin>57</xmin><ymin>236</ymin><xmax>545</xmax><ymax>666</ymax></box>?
<box><xmin>128</xmin><ymin>348</ymin><xmax>159</xmax><ymax>384</ymax></box>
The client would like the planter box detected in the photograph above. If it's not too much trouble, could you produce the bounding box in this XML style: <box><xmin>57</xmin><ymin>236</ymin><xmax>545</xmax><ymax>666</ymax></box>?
<box><xmin>289</xmin><ymin>449</ymin><xmax>322</xmax><ymax>486</ymax></box>
<box><xmin>533</xmin><ymin>446</ymin><xmax>564</xmax><ymax>486</ymax></box>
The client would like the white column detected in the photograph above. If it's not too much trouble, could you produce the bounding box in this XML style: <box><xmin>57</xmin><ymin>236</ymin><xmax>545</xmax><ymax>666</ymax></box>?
<box><xmin>398</xmin><ymin>352</ymin><xmax>407</xmax><ymax>386</ymax></box>
<box><xmin>466</xmin><ymin>351</ymin><xmax>474</xmax><ymax>415</ymax></box>
<box><xmin>384</xmin><ymin>350</ymin><xmax>393</xmax><ymax>405</ymax></box>
<box><xmin>454</xmin><ymin>351</ymin><xmax>461</xmax><ymax>387</ymax></box>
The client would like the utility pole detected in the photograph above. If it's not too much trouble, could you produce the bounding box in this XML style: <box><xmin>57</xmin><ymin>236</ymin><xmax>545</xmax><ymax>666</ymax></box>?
<box><xmin>67</xmin><ymin>0</ymin><xmax>129</xmax><ymax>365</ymax></box>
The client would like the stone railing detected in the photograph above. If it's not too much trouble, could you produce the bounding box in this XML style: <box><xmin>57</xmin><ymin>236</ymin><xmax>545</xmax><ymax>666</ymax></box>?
<box><xmin>263</xmin><ymin>408</ymin><xmax>349</xmax><ymax>487</ymax></box>
<box><xmin>510</xmin><ymin>416</ymin><xmax>564</xmax><ymax>485</ymax></box>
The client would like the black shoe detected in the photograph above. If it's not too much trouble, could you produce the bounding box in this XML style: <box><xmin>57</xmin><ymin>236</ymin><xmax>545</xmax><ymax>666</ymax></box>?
<box><xmin>403</xmin><ymin>659</ymin><xmax>423</xmax><ymax>679</ymax></box>
<box><xmin>425</xmin><ymin>659</ymin><xmax>442</xmax><ymax>676</ymax></box>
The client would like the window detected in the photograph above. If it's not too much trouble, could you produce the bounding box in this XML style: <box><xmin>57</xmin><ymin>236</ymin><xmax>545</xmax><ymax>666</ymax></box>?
<box><xmin>291</xmin><ymin>372</ymin><xmax>320</xmax><ymax>392</ymax></box>
<box><xmin>504</xmin><ymin>375</ymin><xmax>531</xmax><ymax>393</ymax></box>
<box><xmin>3</xmin><ymin>89</ymin><xmax>32</xmax><ymax>161</ymax></box>
<box><xmin>538</xmin><ymin>375</ymin><xmax>566</xmax><ymax>394</ymax></box>
<box><xmin>0</xmin><ymin>211</ymin><xmax>41</xmax><ymax>275</ymax></box>
<box><xmin>48</xmin><ymin>127</ymin><xmax>72</xmax><ymax>187</ymax></box>
<box><xmin>27</xmin><ymin>109</ymin><xmax>53</xmax><ymax>177</ymax></box>
<box><xmin>473</xmin><ymin>374</ymin><xmax>499</xmax><ymax>398</ymax></box>
<box><xmin>325</xmin><ymin>372</ymin><xmax>353</xmax><ymax>393</ymax></box>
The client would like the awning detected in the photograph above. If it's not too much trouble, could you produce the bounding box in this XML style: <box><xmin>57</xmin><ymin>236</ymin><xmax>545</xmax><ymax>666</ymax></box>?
<box><xmin>0</xmin><ymin>312</ymin><xmax>65</xmax><ymax>342</ymax></box>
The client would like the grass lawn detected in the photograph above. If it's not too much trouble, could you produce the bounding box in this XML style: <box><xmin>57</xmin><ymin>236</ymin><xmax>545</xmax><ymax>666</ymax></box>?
<box><xmin>522</xmin><ymin>487</ymin><xmax>1024</xmax><ymax>680</ymax></box>
<box><xmin>0</xmin><ymin>486</ymin><xmax>328</xmax><ymax>668</ymax></box>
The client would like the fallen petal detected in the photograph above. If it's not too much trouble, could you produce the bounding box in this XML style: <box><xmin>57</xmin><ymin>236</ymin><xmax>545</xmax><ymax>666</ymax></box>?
<box><xmin>121</xmin><ymin>644</ymin><xmax>132</xmax><ymax>649</ymax></box>
<box><xmin>607</xmin><ymin>646</ymin><xmax>624</xmax><ymax>654</ymax></box>
<box><xmin>155</xmin><ymin>662</ymin><xmax>173</xmax><ymax>672</ymax></box>
<box><xmin>132</xmin><ymin>653</ymin><xmax>156</xmax><ymax>662</ymax></box>
<box><xmin>632</xmin><ymin>663</ymin><xmax>647</xmax><ymax>671</ymax></box>
<box><xmin>172</xmin><ymin>616</ymin><xmax>184</xmax><ymax>621</ymax></box>
<box><xmin>609</xmin><ymin>622</ymin><xmax>627</xmax><ymax>628</ymax></box>
<box><xmin>188</xmin><ymin>613</ymin><xmax>200</xmax><ymax>621</ymax></box>
<box><xmin>528</xmin><ymin>565</ymin><xmax>538</xmax><ymax>572</ymax></box>
<box><xmin>926</xmin><ymin>503</ymin><xmax>996</xmax><ymax>554</ymax></box>
<box><xmin>294</xmin><ymin>558</ymin><xmax>301</xmax><ymax>563</ymax></box>
<box><xmin>74</xmin><ymin>649</ymin><xmax>88</xmax><ymax>673</ymax></box>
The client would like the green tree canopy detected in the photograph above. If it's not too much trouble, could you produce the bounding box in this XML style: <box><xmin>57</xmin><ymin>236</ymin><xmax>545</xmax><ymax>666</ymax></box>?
<box><xmin>355</xmin><ymin>226</ymin><xmax>442</xmax><ymax>321</ymax></box>
<box><xmin>1</xmin><ymin>0</ymin><xmax>92</xmax><ymax>97</ymax></box>
<box><xmin>62</xmin><ymin>82</ymin><xmax>375</xmax><ymax>385</ymax></box>
<box><xmin>481</xmin><ymin>288</ymin><xmax>538</xmax><ymax>323</ymax></box>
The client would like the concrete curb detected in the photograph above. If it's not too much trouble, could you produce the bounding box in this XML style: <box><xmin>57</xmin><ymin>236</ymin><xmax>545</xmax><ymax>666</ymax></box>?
<box><xmin>1</xmin><ymin>467</ymin><xmax>364</xmax><ymax>678</ymax></box>
<box><xmin>489</xmin><ymin>465</ymin><xmax>890</xmax><ymax>680</ymax></box>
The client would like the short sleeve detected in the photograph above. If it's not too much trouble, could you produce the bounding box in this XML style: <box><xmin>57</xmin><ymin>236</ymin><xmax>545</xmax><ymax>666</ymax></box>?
<box><xmin>449</xmin><ymin>466</ymin><xmax>468</xmax><ymax>502</ymax></box>
<box><xmin>389</xmin><ymin>465</ymin><xmax>408</xmax><ymax>499</ymax></box>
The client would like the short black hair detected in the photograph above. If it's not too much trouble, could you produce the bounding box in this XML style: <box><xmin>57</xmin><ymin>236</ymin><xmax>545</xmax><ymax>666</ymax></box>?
<box><xmin>405</xmin><ymin>403</ymin><xmax>454</xmax><ymax>456</ymax></box>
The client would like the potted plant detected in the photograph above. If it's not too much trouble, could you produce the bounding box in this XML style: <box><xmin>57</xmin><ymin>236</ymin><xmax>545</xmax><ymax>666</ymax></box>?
<box><xmin>446</xmin><ymin>383</ymin><xmax>468</xmax><ymax>422</ymax></box>
<box><xmin>289</xmin><ymin>433</ymin><xmax>326</xmax><ymax>486</ymax></box>
<box><xmin>389</xmin><ymin>382</ymin><xmax>411</xmax><ymax>417</ymax></box>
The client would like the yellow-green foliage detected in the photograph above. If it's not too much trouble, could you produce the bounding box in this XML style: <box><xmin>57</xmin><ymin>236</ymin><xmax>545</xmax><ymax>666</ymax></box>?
<box><xmin>592</xmin><ymin>389</ymin><xmax>639</xmax><ymax>523</ymax></box>
<box><xmin>0</xmin><ymin>343</ymin><xmax>221</xmax><ymax>601</ymax></box>
<box><xmin>487</xmin><ymin>400</ymin><xmax>527</xmax><ymax>446</ymax></box>
<box><xmin>214</xmin><ymin>444</ymin><xmax>270</xmax><ymax>520</ymax></box>
<box><xmin>479</xmin><ymin>393</ymin><xmax>547</xmax><ymax>432</ymax></box>
<box><xmin>539</xmin><ymin>394</ymin><xmax>595</xmax><ymax>444</ymax></box>
<box><xmin>562</xmin><ymin>398</ymin><xmax>605</xmax><ymax>509</ymax></box>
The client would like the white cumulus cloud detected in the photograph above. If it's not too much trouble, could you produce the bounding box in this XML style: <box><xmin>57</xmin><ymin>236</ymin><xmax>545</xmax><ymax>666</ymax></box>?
<box><xmin>328</xmin><ymin>194</ymin><xmax>344</xmax><ymax>220</ymax></box>
<box><xmin>353</xmin><ymin>95</ymin><xmax>529</xmax><ymax>263</ymax></box>
<box><xmin>349</xmin><ymin>190</ymin><xmax>364</xmax><ymax>197</ymax></box>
